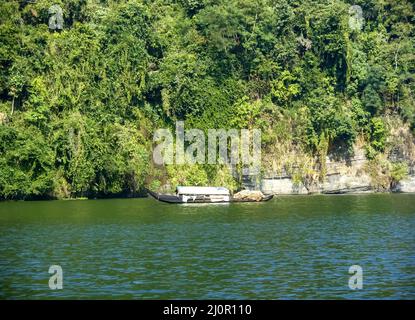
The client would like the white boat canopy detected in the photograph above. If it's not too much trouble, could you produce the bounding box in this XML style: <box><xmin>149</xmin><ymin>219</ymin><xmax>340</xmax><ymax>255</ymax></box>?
<box><xmin>176</xmin><ymin>186</ymin><xmax>230</xmax><ymax>196</ymax></box>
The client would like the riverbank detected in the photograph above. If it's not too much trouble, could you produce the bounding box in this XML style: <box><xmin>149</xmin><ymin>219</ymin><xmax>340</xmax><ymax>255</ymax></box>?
<box><xmin>2</xmin><ymin>174</ymin><xmax>415</xmax><ymax>201</ymax></box>
<box><xmin>261</xmin><ymin>175</ymin><xmax>415</xmax><ymax>195</ymax></box>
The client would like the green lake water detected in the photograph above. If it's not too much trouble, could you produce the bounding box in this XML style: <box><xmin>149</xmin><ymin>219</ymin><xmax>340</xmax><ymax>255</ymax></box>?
<box><xmin>0</xmin><ymin>194</ymin><xmax>414</xmax><ymax>299</ymax></box>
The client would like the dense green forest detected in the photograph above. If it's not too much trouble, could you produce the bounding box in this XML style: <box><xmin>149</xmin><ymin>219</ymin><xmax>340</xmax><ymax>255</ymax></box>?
<box><xmin>0</xmin><ymin>0</ymin><xmax>414</xmax><ymax>199</ymax></box>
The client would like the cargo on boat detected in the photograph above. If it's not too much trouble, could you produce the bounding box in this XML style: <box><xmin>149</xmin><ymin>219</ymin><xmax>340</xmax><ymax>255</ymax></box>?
<box><xmin>148</xmin><ymin>186</ymin><xmax>273</xmax><ymax>204</ymax></box>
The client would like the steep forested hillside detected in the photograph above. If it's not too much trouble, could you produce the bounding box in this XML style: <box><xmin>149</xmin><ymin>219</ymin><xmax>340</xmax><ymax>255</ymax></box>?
<box><xmin>0</xmin><ymin>0</ymin><xmax>414</xmax><ymax>199</ymax></box>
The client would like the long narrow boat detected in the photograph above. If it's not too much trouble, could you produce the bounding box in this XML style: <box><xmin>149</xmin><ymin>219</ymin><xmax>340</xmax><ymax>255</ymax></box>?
<box><xmin>148</xmin><ymin>186</ymin><xmax>273</xmax><ymax>204</ymax></box>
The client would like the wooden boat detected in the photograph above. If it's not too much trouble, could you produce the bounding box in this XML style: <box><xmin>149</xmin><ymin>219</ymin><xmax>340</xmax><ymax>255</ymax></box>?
<box><xmin>148</xmin><ymin>186</ymin><xmax>273</xmax><ymax>204</ymax></box>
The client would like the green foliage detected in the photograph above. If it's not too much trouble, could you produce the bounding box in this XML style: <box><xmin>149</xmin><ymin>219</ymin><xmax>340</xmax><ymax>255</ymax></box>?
<box><xmin>369</xmin><ymin>117</ymin><xmax>387</xmax><ymax>152</ymax></box>
<box><xmin>0</xmin><ymin>0</ymin><xmax>414</xmax><ymax>198</ymax></box>
<box><xmin>366</xmin><ymin>157</ymin><xmax>409</xmax><ymax>191</ymax></box>
<box><xmin>211</xmin><ymin>166</ymin><xmax>238</xmax><ymax>192</ymax></box>
<box><xmin>0</xmin><ymin>124</ymin><xmax>54</xmax><ymax>199</ymax></box>
<box><xmin>166</xmin><ymin>164</ymin><xmax>209</xmax><ymax>190</ymax></box>
<box><xmin>165</xmin><ymin>164</ymin><xmax>238</xmax><ymax>193</ymax></box>
<box><xmin>365</xmin><ymin>117</ymin><xmax>387</xmax><ymax>160</ymax></box>
<box><xmin>230</xmin><ymin>96</ymin><xmax>262</xmax><ymax>129</ymax></box>
<box><xmin>390</xmin><ymin>162</ymin><xmax>408</xmax><ymax>188</ymax></box>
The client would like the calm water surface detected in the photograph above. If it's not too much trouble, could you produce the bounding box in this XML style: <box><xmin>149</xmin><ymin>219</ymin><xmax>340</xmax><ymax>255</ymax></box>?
<box><xmin>0</xmin><ymin>194</ymin><xmax>414</xmax><ymax>299</ymax></box>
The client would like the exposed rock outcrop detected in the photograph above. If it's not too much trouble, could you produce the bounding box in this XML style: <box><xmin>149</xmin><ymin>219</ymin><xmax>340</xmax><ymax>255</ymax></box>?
<box><xmin>261</xmin><ymin>177</ymin><xmax>309</xmax><ymax>195</ymax></box>
<box><xmin>260</xmin><ymin>119</ymin><xmax>415</xmax><ymax>195</ymax></box>
<box><xmin>321</xmin><ymin>174</ymin><xmax>372</xmax><ymax>194</ymax></box>
<box><xmin>261</xmin><ymin>174</ymin><xmax>373</xmax><ymax>195</ymax></box>
<box><xmin>393</xmin><ymin>176</ymin><xmax>415</xmax><ymax>193</ymax></box>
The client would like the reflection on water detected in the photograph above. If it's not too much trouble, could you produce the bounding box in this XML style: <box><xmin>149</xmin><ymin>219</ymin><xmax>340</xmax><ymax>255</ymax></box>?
<box><xmin>0</xmin><ymin>194</ymin><xmax>414</xmax><ymax>299</ymax></box>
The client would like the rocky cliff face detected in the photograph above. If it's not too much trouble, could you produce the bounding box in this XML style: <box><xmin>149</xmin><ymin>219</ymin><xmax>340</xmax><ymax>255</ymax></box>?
<box><xmin>393</xmin><ymin>176</ymin><xmax>415</xmax><ymax>193</ymax></box>
<box><xmin>261</xmin><ymin>167</ymin><xmax>415</xmax><ymax>195</ymax></box>
<box><xmin>260</xmin><ymin>142</ymin><xmax>372</xmax><ymax>194</ymax></box>
<box><xmin>260</xmin><ymin>119</ymin><xmax>415</xmax><ymax>195</ymax></box>
<box><xmin>261</xmin><ymin>177</ymin><xmax>309</xmax><ymax>195</ymax></box>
